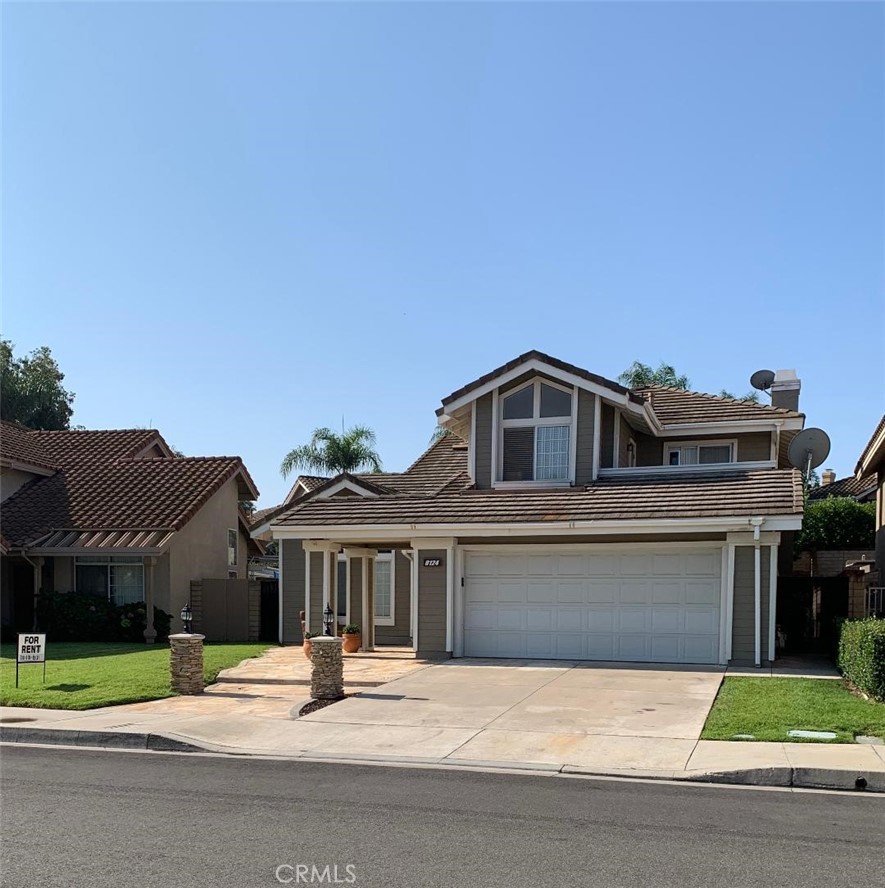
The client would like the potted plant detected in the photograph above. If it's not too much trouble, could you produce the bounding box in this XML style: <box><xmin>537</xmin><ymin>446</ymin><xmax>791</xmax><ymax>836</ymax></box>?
<box><xmin>303</xmin><ymin>631</ymin><xmax>319</xmax><ymax>659</ymax></box>
<box><xmin>342</xmin><ymin>624</ymin><xmax>362</xmax><ymax>653</ymax></box>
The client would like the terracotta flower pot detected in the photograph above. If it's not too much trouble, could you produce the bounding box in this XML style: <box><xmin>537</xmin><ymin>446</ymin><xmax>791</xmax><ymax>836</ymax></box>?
<box><xmin>303</xmin><ymin>638</ymin><xmax>313</xmax><ymax>659</ymax></box>
<box><xmin>342</xmin><ymin>633</ymin><xmax>361</xmax><ymax>654</ymax></box>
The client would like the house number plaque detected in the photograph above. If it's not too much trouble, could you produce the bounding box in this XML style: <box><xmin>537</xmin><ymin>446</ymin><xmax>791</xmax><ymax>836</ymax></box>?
<box><xmin>423</xmin><ymin>558</ymin><xmax>442</xmax><ymax>567</ymax></box>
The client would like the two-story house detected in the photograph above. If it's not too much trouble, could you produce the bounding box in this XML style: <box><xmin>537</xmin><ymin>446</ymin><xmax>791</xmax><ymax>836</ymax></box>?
<box><xmin>255</xmin><ymin>351</ymin><xmax>806</xmax><ymax>666</ymax></box>
<box><xmin>0</xmin><ymin>422</ymin><xmax>258</xmax><ymax>639</ymax></box>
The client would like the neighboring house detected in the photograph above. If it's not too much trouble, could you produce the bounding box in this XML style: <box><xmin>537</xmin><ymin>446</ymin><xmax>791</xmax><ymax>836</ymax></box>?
<box><xmin>809</xmin><ymin>469</ymin><xmax>876</xmax><ymax>503</ymax></box>
<box><xmin>0</xmin><ymin>422</ymin><xmax>258</xmax><ymax>639</ymax></box>
<box><xmin>854</xmin><ymin>414</ymin><xmax>885</xmax><ymax>599</ymax></box>
<box><xmin>253</xmin><ymin>351</ymin><xmax>808</xmax><ymax>666</ymax></box>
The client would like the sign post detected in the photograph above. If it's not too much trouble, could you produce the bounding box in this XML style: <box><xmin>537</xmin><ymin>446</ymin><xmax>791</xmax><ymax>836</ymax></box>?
<box><xmin>16</xmin><ymin>634</ymin><xmax>47</xmax><ymax>688</ymax></box>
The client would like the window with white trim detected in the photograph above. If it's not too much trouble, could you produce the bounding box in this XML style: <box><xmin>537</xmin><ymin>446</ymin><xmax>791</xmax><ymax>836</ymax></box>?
<box><xmin>666</xmin><ymin>441</ymin><xmax>736</xmax><ymax>466</ymax></box>
<box><xmin>75</xmin><ymin>556</ymin><xmax>145</xmax><ymax>605</ymax></box>
<box><xmin>500</xmin><ymin>380</ymin><xmax>573</xmax><ymax>482</ymax></box>
<box><xmin>227</xmin><ymin>529</ymin><xmax>238</xmax><ymax>567</ymax></box>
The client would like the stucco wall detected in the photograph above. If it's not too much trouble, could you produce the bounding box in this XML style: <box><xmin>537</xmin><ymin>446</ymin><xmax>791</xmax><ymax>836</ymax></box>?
<box><xmin>166</xmin><ymin>476</ymin><xmax>241</xmax><ymax>629</ymax></box>
<box><xmin>1</xmin><ymin>468</ymin><xmax>41</xmax><ymax>503</ymax></box>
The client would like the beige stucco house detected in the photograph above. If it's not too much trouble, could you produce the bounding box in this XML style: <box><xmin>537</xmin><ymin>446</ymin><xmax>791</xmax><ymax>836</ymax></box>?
<box><xmin>254</xmin><ymin>350</ymin><xmax>809</xmax><ymax>666</ymax></box>
<box><xmin>0</xmin><ymin>422</ymin><xmax>258</xmax><ymax>639</ymax></box>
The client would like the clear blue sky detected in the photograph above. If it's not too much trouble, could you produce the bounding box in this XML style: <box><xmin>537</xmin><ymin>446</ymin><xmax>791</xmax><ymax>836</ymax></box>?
<box><xmin>3</xmin><ymin>1</ymin><xmax>882</xmax><ymax>507</ymax></box>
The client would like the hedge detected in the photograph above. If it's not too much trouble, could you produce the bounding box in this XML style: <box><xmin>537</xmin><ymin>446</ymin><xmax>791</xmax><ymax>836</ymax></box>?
<box><xmin>837</xmin><ymin>618</ymin><xmax>885</xmax><ymax>701</ymax></box>
<box><xmin>35</xmin><ymin>591</ymin><xmax>172</xmax><ymax>643</ymax></box>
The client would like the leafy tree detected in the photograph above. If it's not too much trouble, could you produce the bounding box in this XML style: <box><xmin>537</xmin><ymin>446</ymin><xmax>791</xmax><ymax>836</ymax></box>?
<box><xmin>618</xmin><ymin>361</ymin><xmax>690</xmax><ymax>390</ymax></box>
<box><xmin>796</xmin><ymin>497</ymin><xmax>876</xmax><ymax>551</ymax></box>
<box><xmin>280</xmin><ymin>425</ymin><xmax>383</xmax><ymax>478</ymax></box>
<box><xmin>718</xmin><ymin>388</ymin><xmax>760</xmax><ymax>403</ymax></box>
<box><xmin>0</xmin><ymin>339</ymin><xmax>75</xmax><ymax>429</ymax></box>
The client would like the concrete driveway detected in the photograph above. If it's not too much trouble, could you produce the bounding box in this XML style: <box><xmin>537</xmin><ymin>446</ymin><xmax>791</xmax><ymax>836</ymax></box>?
<box><xmin>301</xmin><ymin>659</ymin><xmax>724</xmax><ymax>771</ymax></box>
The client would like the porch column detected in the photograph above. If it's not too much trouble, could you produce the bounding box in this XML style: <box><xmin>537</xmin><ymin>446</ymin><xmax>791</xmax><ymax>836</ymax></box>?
<box><xmin>143</xmin><ymin>556</ymin><xmax>157</xmax><ymax>644</ymax></box>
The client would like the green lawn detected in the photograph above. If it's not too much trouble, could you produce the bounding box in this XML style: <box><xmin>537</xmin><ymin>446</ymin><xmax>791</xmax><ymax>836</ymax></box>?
<box><xmin>0</xmin><ymin>642</ymin><xmax>270</xmax><ymax>710</ymax></box>
<box><xmin>702</xmin><ymin>677</ymin><xmax>885</xmax><ymax>743</ymax></box>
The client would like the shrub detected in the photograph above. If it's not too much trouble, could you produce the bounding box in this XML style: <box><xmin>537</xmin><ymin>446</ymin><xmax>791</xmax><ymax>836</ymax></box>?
<box><xmin>35</xmin><ymin>591</ymin><xmax>172</xmax><ymax>643</ymax></box>
<box><xmin>343</xmin><ymin>624</ymin><xmax>360</xmax><ymax>635</ymax></box>
<box><xmin>797</xmin><ymin>497</ymin><xmax>876</xmax><ymax>551</ymax></box>
<box><xmin>838</xmin><ymin>618</ymin><xmax>885</xmax><ymax>701</ymax></box>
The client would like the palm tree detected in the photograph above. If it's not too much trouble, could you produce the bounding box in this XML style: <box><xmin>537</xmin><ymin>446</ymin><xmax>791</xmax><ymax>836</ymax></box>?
<box><xmin>618</xmin><ymin>361</ymin><xmax>691</xmax><ymax>390</ymax></box>
<box><xmin>280</xmin><ymin>426</ymin><xmax>383</xmax><ymax>478</ymax></box>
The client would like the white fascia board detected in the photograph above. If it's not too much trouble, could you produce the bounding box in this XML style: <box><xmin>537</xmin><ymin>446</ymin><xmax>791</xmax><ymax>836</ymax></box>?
<box><xmin>599</xmin><ymin>460</ymin><xmax>776</xmax><ymax>478</ymax></box>
<box><xmin>315</xmin><ymin>479</ymin><xmax>380</xmax><ymax>499</ymax></box>
<box><xmin>657</xmin><ymin>418</ymin><xmax>804</xmax><ymax>436</ymax></box>
<box><xmin>440</xmin><ymin>357</ymin><xmax>632</xmax><ymax>415</ymax></box>
<box><xmin>857</xmin><ymin>424</ymin><xmax>885</xmax><ymax>477</ymax></box>
<box><xmin>0</xmin><ymin>460</ymin><xmax>55</xmax><ymax>477</ymax></box>
<box><xmin>271</xmin><ymin>515</ymin><xmax>803</xmax><ymax>541</ymax></box>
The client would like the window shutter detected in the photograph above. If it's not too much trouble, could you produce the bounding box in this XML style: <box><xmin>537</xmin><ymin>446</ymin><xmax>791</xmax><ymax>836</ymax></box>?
<box><xmin>503</xmin><ymin>427</ymin><xmax>535</xmax><ymax>481</ymax></box>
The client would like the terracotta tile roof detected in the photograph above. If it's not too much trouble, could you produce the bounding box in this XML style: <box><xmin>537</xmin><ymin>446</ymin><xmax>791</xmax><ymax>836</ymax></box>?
<box><xmin>0</xmin><ymin>421</ymin><xmax>58</xmax><ymax>471</ymax></box>
<box><xmin>358</xmin><ymin>436</ymin><xmax>470</xmax><ymax>495</ymax></box>
<box><xmin>634</xmin><ymin>385</ymin><xmax>804</xmax><ymax>424</ymax></box>
<box><xmin>274</xmin><ymin>468</ymin><xmax>803</xmax><ymax>528</ymax></box>
<box><xmin>809</xmin><ymin>474</ymin><xmax>877</xmax><ymax>502</ymax></box>
<box><xmin>1</xmin><ymin>456</ymin><xmax>255</xmax><ymax>547</ymax></box>
<box><xmin>29</xmin><ymin>428</ymin><xmax>171</xmax><ymax>470</ymax></box>
<box><xmin>439</xmin><ymin>350</ymin><xmax>643</xmax><ymax>411</ymax></box>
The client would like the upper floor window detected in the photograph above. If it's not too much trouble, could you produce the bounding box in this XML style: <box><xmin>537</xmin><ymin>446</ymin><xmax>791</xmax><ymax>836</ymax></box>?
<box><xmin>666</xmin><ymin>441</ymin><xmax>735</xmax><ymax>466</ymax></box>
<box><xmin>227</xmin><ymin>529</ymin><xmax>238</xmax><ymax>567</ymax></box>
<box><xmin>500</xmin><ymin>380</ymin><xmax>573</xmax><ymax>482</ymax></box>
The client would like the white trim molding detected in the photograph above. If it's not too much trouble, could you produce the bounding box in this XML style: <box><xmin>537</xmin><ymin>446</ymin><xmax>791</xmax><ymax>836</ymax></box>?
<box><xmin>599</xmin><ymin>460</ymin><xmax>776</xmax><ymax>478</ymax></box>
<box><xmin>769</xmin><ymin>545</ymin><xmax>778</xmax><ymax>663</ymax></box>
<box><xmin>315</xmin><ymin>478</ymin><xmax>380</xmax><ymax>500</ymax></box>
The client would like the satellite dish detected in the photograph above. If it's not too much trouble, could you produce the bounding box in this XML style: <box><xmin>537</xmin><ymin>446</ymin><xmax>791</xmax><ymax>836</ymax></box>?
<box><xmin>788</xmin><ymin>428</ymin><xmax>831</xmax><ymax>475</ymax></box>
<box><xmin>750</xmin><ymin>369</ymin><xmax>776</xmax><ymax>392</ymax></box>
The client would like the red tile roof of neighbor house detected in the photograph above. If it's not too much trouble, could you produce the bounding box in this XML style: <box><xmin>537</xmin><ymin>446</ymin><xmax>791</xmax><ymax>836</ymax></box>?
<box><xmin>809</xmin><ymin>474</ymin><xmax>877</xmax><ymax>502</ymax></box>
<box><xmin>632</xmin><ymin>385</ymin><xmax>804</xmax><ymax>424</ymax></box>
<box><xmin>273</xmin><ymin>468</ymin><xmax>804</xmax><ymax>528</ymax></box>
<box><xmin>0</xmin><ymin>421</ymin><xmax>58</xmax><ymax>472</ymax></box>
<box><xmin>0</xmin><ymin>427</ymin><xmax>258</xmax><ymax>549</ymax></box>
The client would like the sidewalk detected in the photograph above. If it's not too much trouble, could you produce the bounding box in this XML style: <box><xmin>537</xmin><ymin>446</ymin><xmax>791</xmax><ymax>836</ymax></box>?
<box><xmin>2</xmin><ymin>651</ymin><xmax>883</xmax><ymax>793</ymax></box>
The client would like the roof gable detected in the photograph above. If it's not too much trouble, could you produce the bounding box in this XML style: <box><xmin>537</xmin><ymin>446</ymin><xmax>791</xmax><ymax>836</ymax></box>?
<box><xmin>856</xmin><ymin>414</ymin><xmax>885</xmax><ymax>477</ymax></box>
<box><xmin>29</xmin><ymin>428</ymin><xmax>174</xmax><ymax>470</ymax></box>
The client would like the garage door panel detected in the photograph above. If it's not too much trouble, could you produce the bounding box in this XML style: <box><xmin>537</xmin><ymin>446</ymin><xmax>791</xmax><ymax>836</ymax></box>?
<box><xmin>617</xmin><ymin>608</ymin><xmax>650</xmax><ymax>633</ymax></box>
<box><xmin>526</xmin><ymin>554</ymin><xmax>555</xmax><ymax>576</ymax></box>
<box><xmin>497</xmin><ymin>581</ymin><xmax>526</xmax><ymax>603</ymax></box>
<box><xmin>620</xmin><ymin>554</ymin><xmax>654</xmax><ymax>575</ymax></box>
<box><xmin>620</xmin><ymin>582</ymin><xmax>651</xmax><ymax>604</ymax></box>
<box><xmin>651</xmin><ymin>608</ymin><xmax>684</xmax><ymax>633</ymax></box>
<box><xmin>587</xmin><ymin>607</ymin><xmax>615</xmax><ymax>632</ymax></box>
<box><xmin>684</xmin><ymin>608</ymin><xmax>718</xmax><ymax>635</ymax></box>
<box><xmin>586</xmin><ymin>555</ymin><xmax>616</xmax><ymax>576</ymax></box>
<box><xmin>652</xmin><ymin>582</ymin><xmax>683</xmax><ymax>603</ymax></box>
<box><xmin>685</xmin><ymin>553</ymin><xmax>718</xmax><ymax>575</ymax></box>
<box><xmin>497</xmin><ymin>608</ymin><xmax>526</xmax><ymax>631</ymax></box>
<box><xmin>685</xmin><ymin>580</ymin><xmax>720</xmax><ymax>605</ymax></box>
<box><xmin>651</xmin><ymin>636</ymin><xmax>682</xmax><ymax>662</ymax></box>
<box><xmin>464</xmin><ymin>547</ymin><xmax>721</xmax><ymax>664</ymax></box>
<box><xmin>587</xmin><ymin>581</ymin><xmax>618</xmax><ymax>603</ymax></box>
<box><xmin>557</xmin><ymin>580</ymin><xmax>586</xmax><ymax>603</ymax></box>
<box><xmin>525</xmin><ymin>608</ymin><xmax>554</xmax><ymax>631</ymax></box>
<box><xmin>527</xmin><ymin>581</ymin><xmax>556</xmax><ymax>603</ymax></box>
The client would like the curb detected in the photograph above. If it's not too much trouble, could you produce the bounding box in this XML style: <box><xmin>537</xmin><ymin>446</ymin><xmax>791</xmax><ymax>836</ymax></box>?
<box><xmin>0</xmin><ymin>726</ymin><xmax>203</xmax><ymax>753</ymax></box>
<box><xmin>2</xmin><ymin>728</ymin><xmax>882</xmax><ymax>793</ymax></box>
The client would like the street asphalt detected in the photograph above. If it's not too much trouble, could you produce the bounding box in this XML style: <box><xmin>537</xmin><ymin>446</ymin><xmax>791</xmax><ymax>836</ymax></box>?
<box><xmin>1</xmin><ymin>745</ymin><xmax>883</xmax><ymax>888</ymax></box>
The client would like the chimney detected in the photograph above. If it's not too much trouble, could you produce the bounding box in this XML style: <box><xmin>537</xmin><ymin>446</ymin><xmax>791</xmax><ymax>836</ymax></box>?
<box><xmin>770</xmin><ymin>369</ymin><xmax>800</xmax><ymax>412</ymax></box>
<box><xmin>821</xmin><ymin>468</ymin><xmax>836</xmax><ymax>486</ymax></box>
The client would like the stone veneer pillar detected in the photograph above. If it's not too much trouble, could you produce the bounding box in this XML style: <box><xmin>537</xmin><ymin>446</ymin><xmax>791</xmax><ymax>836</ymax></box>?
<box><xmin>310</xmin><ymin>636</ymin><xmax>344</xmax><ymax>699</ymax></box>
<box><xmin>169</xmin><ymin>633</ymin><xmax>205</xmax><ymax>695</ymax></box>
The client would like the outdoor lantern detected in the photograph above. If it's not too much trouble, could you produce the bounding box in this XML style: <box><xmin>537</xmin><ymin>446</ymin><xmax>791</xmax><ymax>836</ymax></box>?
<box><xmin>180</xmin><ymin>603</ymin><xmax>193</xmax><ymax>634</ymax></box>
<box><xmin>323</xmin><ymin>603</ymin><xmax>334</xmax><ymax>636</ymax></box>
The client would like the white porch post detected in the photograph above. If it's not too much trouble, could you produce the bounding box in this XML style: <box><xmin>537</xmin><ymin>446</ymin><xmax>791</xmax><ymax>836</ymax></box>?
<box><xmin>303</xmin><ymin>542</ymin><xmax>341</xmax><ymax>635</ymax></box>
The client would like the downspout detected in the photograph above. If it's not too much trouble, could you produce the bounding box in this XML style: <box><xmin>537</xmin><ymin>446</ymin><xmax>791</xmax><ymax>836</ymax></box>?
<box><xmin>749</xmin><ymin>517</ymin><xmax>765</xmax><ymax>667</ymax></box>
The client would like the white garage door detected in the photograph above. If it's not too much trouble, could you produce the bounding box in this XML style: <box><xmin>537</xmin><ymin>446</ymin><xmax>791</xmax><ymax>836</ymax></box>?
<box><xmin>464</xmin><ymin>549</ymin><xmax>722</xmax><ymax>664</ymax></box>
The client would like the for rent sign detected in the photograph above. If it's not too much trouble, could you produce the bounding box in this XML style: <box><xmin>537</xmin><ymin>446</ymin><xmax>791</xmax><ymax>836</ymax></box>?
<box><xmin>16</xmin><ymin>633</ymin><xmax>47</xmax><ymax>687</ymax></box>
<box><xmin>18</xmin><ymin>634</ymin><xmax>46</xmax><ymax>663</ymax></box>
